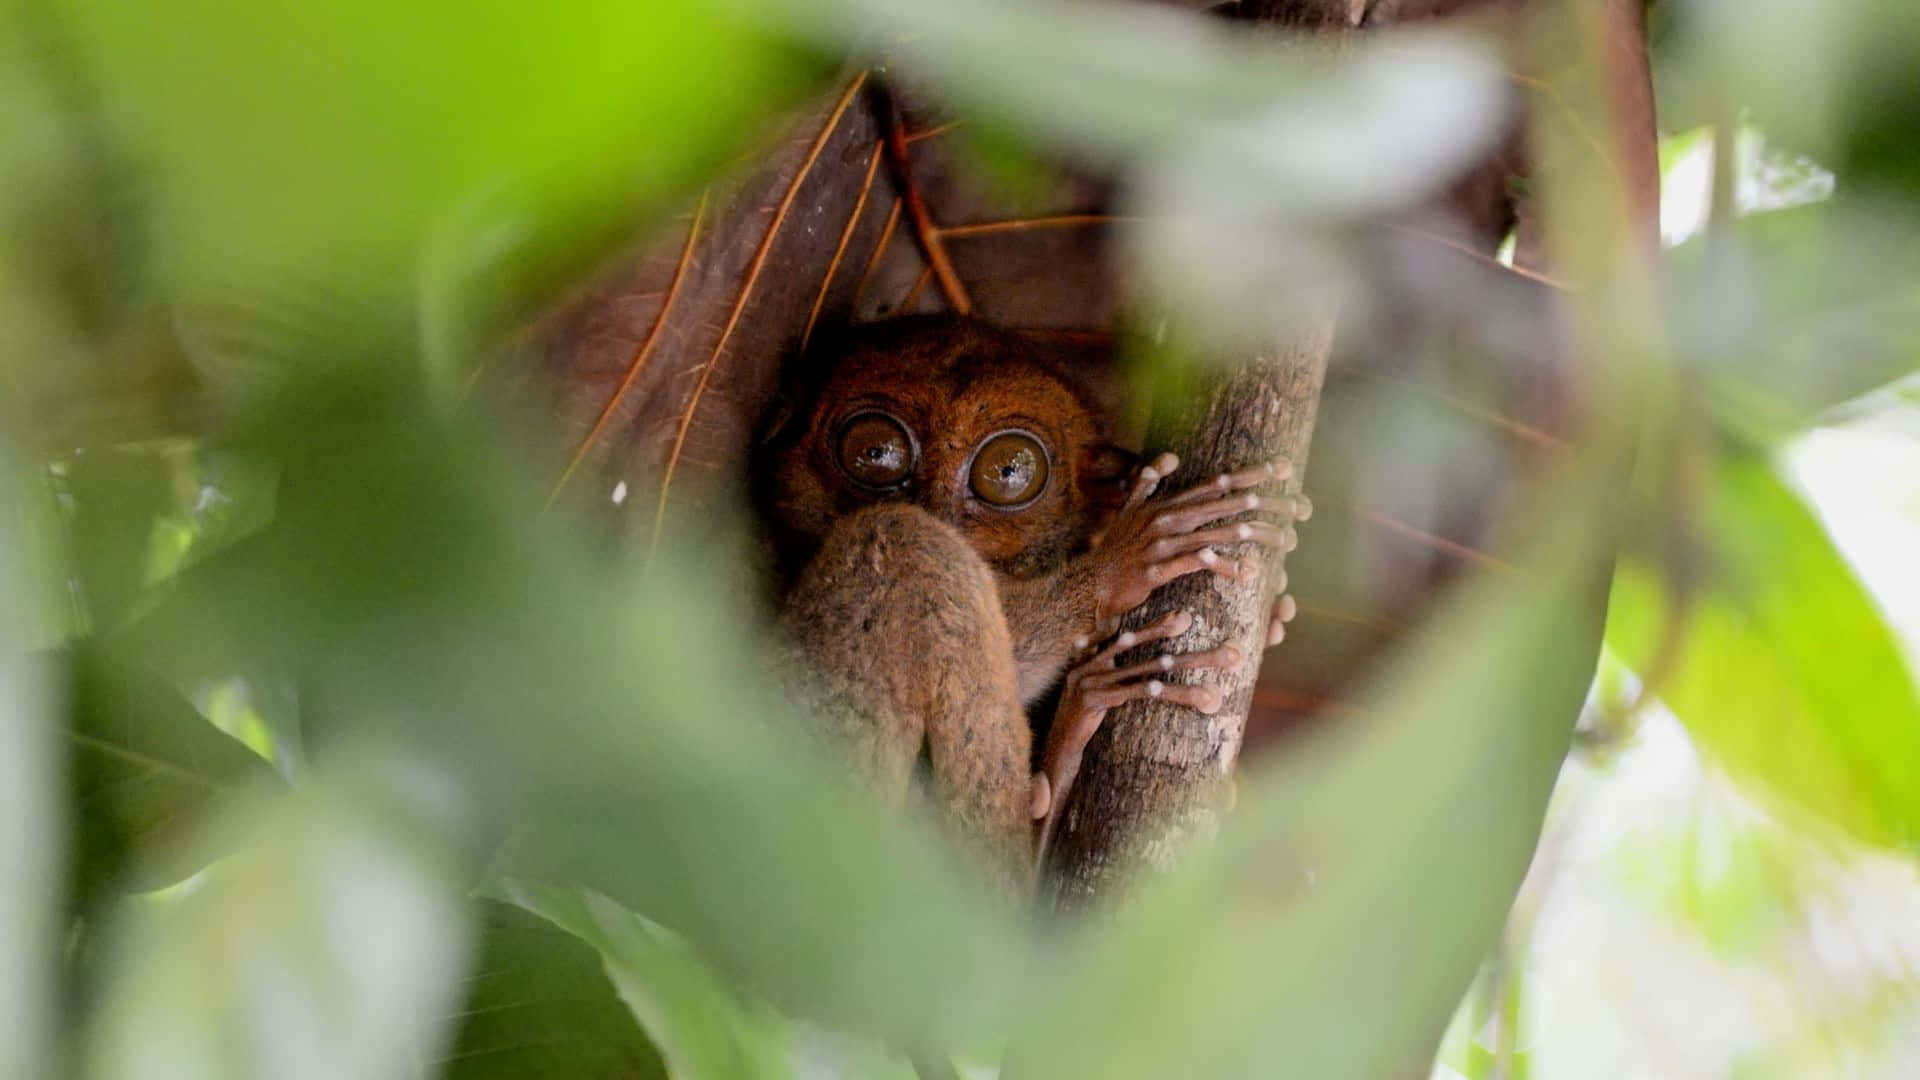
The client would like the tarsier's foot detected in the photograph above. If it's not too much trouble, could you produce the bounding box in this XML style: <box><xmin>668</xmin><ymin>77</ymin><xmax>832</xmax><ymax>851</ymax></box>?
<box><xmin>1089</xmin><ymin>453</ymin><xmax>1310</xmax><ymax>640</ymax></box>
<box><xmin>1033</xmin><ymin>610</ymin><xmax>1244</xmax><ymax>828</ymax></box>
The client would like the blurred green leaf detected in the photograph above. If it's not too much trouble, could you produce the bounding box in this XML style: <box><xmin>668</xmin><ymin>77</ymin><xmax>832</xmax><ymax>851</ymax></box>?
<box><xmin>788</xmin><ymin>0</ymin><xmax>1501</xmax><ymax>209</ymax></box>
<box><xmin>1007</xmin><ymin>454</ymin><xmax>1619</xmax><ymax>1079</ymax></box>
<box><xmin>83</xmin><ymin>769</ymin><xmax>471</xmax><ymax>1080</ymax></box>
<box><xmin>127</xmin><ymin>376</ymin><xmax>1024</xmax><ymax>1052</ymax></box>
<box><xmin>63</xmin><ymin>642</ymin><xmax>282</xmax><ymax>902</ymax></box>
<box><xmin>1668</xmin><ymin>201</ymin><xmax>1920</xmax><ymax>439</ymax></box>
<box><xmin>0</xmin><ymin>466</ymin><xmax>60</xmax><ymax>1080</ymax></box>
<box><xmin>58</xmin><ymin>447</ymin><xmax>176</xmax><ymax>632</ymax></box>
<box><xmin>1607</xmin><ymin>450</ymin><xmax>1920</xmax><ymax>849</ymax></box>
<box><xmin>439</xmin><ymin>897</ymin><xmax>667</xmax><ymax>1080</ymax></box>
<box><xmin>1670</xmin><ymin>0</ymin><xmax>1920</xmax><ymax>172</ymax></box>
<box><xmin>781</xmin><ymin>0</ymin><xmax>1503</xmax><ymax>338</ymax></box>
<box><xmin>491</xmin><ymin>881</ymin><xmax>837</xmax><ymax>1080</ymax></box>
<box><xmin>45</xmin><ymin>0</ymin><xmax>819</xmax><ymax>386</ymax></box>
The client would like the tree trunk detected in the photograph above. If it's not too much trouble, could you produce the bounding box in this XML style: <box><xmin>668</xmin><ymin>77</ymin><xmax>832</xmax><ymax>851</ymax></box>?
<box><xmin>1041</xmin><ymin>0</ymin><xmax>1354</xmax><ymax>910</ymax></box>
<box><xmin>1044</xmin><ymin>316</ymin><xmax>1336</xmax><ymax>907</ymax></box>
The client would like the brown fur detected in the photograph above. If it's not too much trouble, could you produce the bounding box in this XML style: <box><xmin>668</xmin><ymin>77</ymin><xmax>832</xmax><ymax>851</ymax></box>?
<box><xmin>759</xmin><ymin>317</ymin><xmax>1136</xmax><ymax>884</ymax></box>
<box><xmin>778</xmin><ymin>505</ymin><xmax>1031</xmax><ymax>888</ymax></box>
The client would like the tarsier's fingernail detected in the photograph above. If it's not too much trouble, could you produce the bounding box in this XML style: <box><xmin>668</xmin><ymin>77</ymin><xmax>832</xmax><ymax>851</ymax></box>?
<box><xmin>1296</xmin><ymin>494</ymin><xmax>1313</xmax><ymax>520</ymax></box>
<box><xmin>1216</xmin><ymin>474</ymin><xmax>1232</xmax><ymax>489</ymax></box>
<box><xmin>1273</xmin><ymin>458</ymin><xmax>1294</xmax><ymax>480</ymax></box>
<box><xmin>1279</xmin><ymin>594</ymin><xmax>1298</xmax><ymax>622</ymax></box>
<box><xmin>1235</xmin><ymin>523</ymin><xmax>1253</xmax><ymax>540</ymax></box>
<box><xmin>1139</xmin><ymin>466</ymin><xmax>1159</xmax><ymax>484</ymax></box>
<box><xmin>1117</xmin><ymin>630</ymin><xmax>1137</xmax><ymax>648</ymax></box>
<box><xmin>1169</xmin><ymin>611</ymin><xmax>1194</xmax><ymax>632</ymax></box>
<box><xmin>1282</xmin><ymin>527</ymin><xmax>1298</xmax><ymax>552</ymax></box>
<box><xmin>1073</xmin><ymin>635</ymin><xmax>1090</xmax><ymax>651</ymax></box>
<box><xmin>1158</xmin><ymin>655</ymin><xmax>1175</xmax><ymax>670</ymax></box>
<box><xmin>1273</xmin><ymin>568</ymin><xmax>1289</xmax><ymax>593</ymax></box>
<box><xmin>1156</xmin><ymin>452</ymin><xmax>1179</xmax><ymax>473</ymax></box>
<box><xmin>1199</xmin><ymin>548</ymin><xmax>1219</xmax><ymax>565</ymax></box>
<box><xmin>1147</xmin><ymin>680</ymin><xmax>1165</xmax><ymax>697</ymax></box>
<box><xmin>1146</xmin><ymin>564</ymin><xmax>1163</xmax><ymax>583</ymax></box>
<box><xmin>1268</xmin><ymin>620</ymin><xmax>1286</xmax><ymax>646</ymax></box>
<box><xmin>1243</xmin><ymin>494</ymin><xmax>1259</xmax><ymax>510</ymax></box>
<box><xmin>1152</xmin><ymin>513</ymin><xmax>1172</xmax><ymax>530</ymax></box>
<box><xmin>1199</xmin><ymin>688</ymin><xmax>1223</xmax><ymax>714</ymax></box>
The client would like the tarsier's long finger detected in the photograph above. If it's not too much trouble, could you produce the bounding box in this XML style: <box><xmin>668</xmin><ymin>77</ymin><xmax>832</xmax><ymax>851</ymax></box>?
<box><xmin>1151</xmin><ymin>492</ymin><xmax>1302</xmax><ymax>537</ymax></box>
<box><xmin>1267</xmin><ymin>591</ymin><xmax>1299</xmax><ymax>646</ymax></box>
<box><xmin>1070</xmin><ymin>608</ymin><xmax>1192</xmax><ymax>670</ymax></box>
<box><xmin>1143</xmin><ymin>547</ymin><xmax>1254</xmax><ymax>590</ymax></box>
<box><xmin>1080</xmin><ymin>642</ymin><xmax>1243</xmax><ymax>690</ymax></box>
<box><xmin>1122</xmin><ymin>452</ymin><xmax>1180</xmax><ymax>511</ymax></box>
<box><xmin>1155</xmin><ymin>458</ymin><xmax>1293</xmax><ymax>510</ymax></box>
<box><xmin>1084</xmin><ymin>676</ymin><xmax>1224</xmax><ymax>716</ymax></box>
<box><xmin>1035</xmin><ymin>640</ymin><xmax>1228</xmax><ymax>836</ymax></box>
<box><xmin>1146</xmin><ymin>521</ymin><xmax>1294</xmax><ymax>562</ymax></box>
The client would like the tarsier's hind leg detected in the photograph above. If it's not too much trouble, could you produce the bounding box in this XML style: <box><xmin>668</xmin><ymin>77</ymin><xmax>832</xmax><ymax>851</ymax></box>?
<box><xmin>780</xmin><ymin>504</ymin><xmax>1033</xmax><ymax>881</ymax></box>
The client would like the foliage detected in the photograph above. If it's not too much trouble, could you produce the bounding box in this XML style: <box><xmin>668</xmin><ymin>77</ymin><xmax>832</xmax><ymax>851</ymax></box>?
<box><xmin>1</xmin><ymin>1</ymin><xmax>1917</xmax><ymax>1079</ymax></box>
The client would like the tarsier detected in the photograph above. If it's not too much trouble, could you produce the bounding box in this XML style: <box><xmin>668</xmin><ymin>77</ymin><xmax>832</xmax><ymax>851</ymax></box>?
<box><xmin>758</xmin><ymin>316</ymin><xmax>1306</xmax><ymax>892</ymax></box>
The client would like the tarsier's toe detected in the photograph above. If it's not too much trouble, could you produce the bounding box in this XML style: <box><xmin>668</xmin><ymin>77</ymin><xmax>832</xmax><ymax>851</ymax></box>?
<box><xmin>1266</xmin><ymin>591</ymin><xmax>1300</xmax><ymax>646</ymax></box>
<box><xmin>1029</xmin><ymin>773</ymin><xmax>1052</xmax><ymax>820</ymax></box>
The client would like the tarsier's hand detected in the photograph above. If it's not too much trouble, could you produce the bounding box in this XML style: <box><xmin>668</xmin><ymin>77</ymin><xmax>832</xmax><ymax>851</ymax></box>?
<box><xmin>1081</xmin><ymin>453</ymin><xmax>1310</xmax><ymax>644</ymax></box>
<box><xmin>1031</xmin><ymin>610</ymin><xmax>1244</xmax><ymax>849</ymax></box>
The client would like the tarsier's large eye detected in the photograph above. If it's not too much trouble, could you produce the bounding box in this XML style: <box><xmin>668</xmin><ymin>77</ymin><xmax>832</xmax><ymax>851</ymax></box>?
<box><xmin>968</xmin><ymin>431</ymin><xmax>1049</xmax><ymax>507</ymax></box>
<box><xmin>836</xmin><ymin>412</ymin><xmax>914</xmax><ymax>488</ymax></box>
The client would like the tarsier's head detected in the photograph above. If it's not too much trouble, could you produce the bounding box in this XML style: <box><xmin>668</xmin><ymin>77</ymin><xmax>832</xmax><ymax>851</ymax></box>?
<box><xmin>759</xmin><ymin>317</ymin><xmax>1133</xmax><ymax>580</ymax></box>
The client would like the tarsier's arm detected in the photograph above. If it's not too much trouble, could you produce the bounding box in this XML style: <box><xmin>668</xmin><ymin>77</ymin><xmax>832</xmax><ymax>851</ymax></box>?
<box><xmin>1004</xmin><ymin>453</ymin><xmax>1311</xmax><ymax>868</ymax></box>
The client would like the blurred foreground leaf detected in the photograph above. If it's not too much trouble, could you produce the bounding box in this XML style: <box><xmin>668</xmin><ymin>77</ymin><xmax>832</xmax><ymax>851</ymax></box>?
<box><xmin>1607</xmin><ymin>450</ymin><xmax>1920</xmax><ymax>849</ymax></box>
<box><xmin>1007</xmin><ymin>454</ymin><xmax>1618</xmax><ymax>1079</ymax></box>
<box><xmin>440</xmin><ymin>898</ymin><xmax>666</xmax><ymax>1080</ymax></box>
<box><xmin>63</xmin><ymin>643</ymin><xmax>282</xmax><ymax>902</ymax></box>
<box><xmin>489</xmin><ymin>881</ymin><xmax>832</xmax><ymax>1080</ymax></box>
<box><xmin>0</xmin><ymin>466</ymin><xmax>59</xmax><ymax>1080</ymax></box>
<box><xmin>778</xmin><ymin>0</ymin><xmax>1505</xmax><ymax>335</ymax></box>
<box><xmin>42</xmin><ymin>0</ymin><xmax>819</xmax><ymax>387</ymax></box>
<box><xmin>127</xmin><ymin>376</ymin><xmax>1023</xmax><ymax>1051</ymax></box>
<box><xmin>83</xmin><ymin>772</ymin><xmax>470</xmax><ymax>1080</ymax></box>
<box><xmin>1669</xmin><ymin>201</ymin><xmax>1920</xmax><ymax>440</ymax></box>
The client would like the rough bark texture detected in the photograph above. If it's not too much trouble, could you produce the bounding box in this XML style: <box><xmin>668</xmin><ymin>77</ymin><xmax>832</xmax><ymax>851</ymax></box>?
<box><xmin>1040</xmin><ymin>0</ymin><xmax>1352</xmax><ymax>908</ymax></box>
<box><xmin>1045</xmin><ymin>319</ymin><xmax>1335</xmax><ymax>906</ymax></box>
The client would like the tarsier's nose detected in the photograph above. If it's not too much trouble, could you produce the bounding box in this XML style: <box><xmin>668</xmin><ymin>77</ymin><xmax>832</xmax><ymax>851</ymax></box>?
<box><xmin>912</xmin><ymin>450</ymin><xmax>969</xmax><ymax>524</ymax></box>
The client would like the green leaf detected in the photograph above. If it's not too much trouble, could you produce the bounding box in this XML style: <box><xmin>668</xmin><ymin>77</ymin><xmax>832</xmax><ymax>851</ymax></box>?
<box><xmin>1606</xmin><ymin>450</ymin><xmax>1920</xmax><ymax>848</ymax></box>
<box><xmin>0</xmin><ymin>466</ymin><xmax>60</xmax><ymax>1079</ymax></box>
<box><xmin>439</xmin><ymin>898</ymin><xmax>667</xmax><ymax>1080</ymax></box>
<box><xmin>492</xmin><ymin>882</ymin><xmax>822</xmax><ymax>1080</ymax></box>
<box><xmin>1007</xmin><ymin>454</ymin><xmax>1619</xmax><ymax>1079</ymax></box>
<box><xmin>82</xmin><ymin>772</ymin><xmax>471</xmax><ymax>1080</ymax></box>
<box><xmin>47</xmin><ymin>0</ymin><xmax>819</xmax><ymax>378</ymax></box>
<box><xmin>1667</xmin><ymin>200</ymin><xmax>1920</xmax><ymax>439</ymax></box>
<box><xmin>779</xmin><ymin>0</ymin><xmax>1503</xmax><ymax>337</ymax></box>
<box><xmin>64</xmin><ymin>642</ymin><xmax>283</xmax><ymax>901</ymax></box>
<box><xmin>58</xmin><ymin>448</ymin><xmax>177</xmax><ymax>632</ymax></box>
<box><xmin>136</xmin><ymin>377</ymin><xmax>1025</xmax><ymax>1054</ymax></box>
